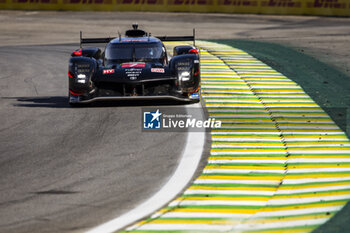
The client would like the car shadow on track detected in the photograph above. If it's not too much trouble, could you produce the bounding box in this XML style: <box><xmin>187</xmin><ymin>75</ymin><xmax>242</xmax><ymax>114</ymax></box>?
<box><xmin>5</xmin><ymin>96</ymin><xmax>69</xmax><ymax>108</ymax></box>
<box><xmin>5</xmin><ymin>96</ymin><xmax>190</xmax><ymax>108</ymax></box>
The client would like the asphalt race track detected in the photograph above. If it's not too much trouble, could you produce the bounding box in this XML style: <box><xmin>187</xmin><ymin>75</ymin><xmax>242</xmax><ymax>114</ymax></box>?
<box><xmin>0</xmin><ymin>43</ymin><xmax>189</xmax><ymax>233</ymax></box>
<box><xmin>1</xmin><ymin>11</ymin><xmax>350</xmax><ymax>233</ymax></box>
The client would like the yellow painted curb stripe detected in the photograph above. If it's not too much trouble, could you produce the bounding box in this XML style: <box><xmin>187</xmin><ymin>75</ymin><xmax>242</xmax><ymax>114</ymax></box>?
<box><xmin>122</xmin><ymin>41</ymin><xmax>350</xmax><ymax>233</ymax></box>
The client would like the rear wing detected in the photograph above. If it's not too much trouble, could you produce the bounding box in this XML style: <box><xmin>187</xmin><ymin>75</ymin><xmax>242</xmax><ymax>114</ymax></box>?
<box><xmin>79</xmin><ymin>29</ymin><xmax>196</xmax><ymax>48</ymax></box>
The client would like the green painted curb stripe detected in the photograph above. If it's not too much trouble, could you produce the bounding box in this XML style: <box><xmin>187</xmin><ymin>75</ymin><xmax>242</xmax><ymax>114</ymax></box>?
<box><xmin>122</xmin><ymin>41</ymin><xmax>350</xmax><ymax>233</ymax></box>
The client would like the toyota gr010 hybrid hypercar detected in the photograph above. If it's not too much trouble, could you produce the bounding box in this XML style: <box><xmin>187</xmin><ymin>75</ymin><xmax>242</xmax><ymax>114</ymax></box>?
<box><xmin>68</xmin><ymin>24</ymin><xmax>200</xmax><ymax>105</ymax></box>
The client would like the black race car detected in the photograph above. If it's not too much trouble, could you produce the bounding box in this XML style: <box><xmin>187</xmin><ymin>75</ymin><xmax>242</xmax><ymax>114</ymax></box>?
<box><xmin>68</xmin><ymin>24</ymin><xmax>200</xmax><ymax>105</ymax></box>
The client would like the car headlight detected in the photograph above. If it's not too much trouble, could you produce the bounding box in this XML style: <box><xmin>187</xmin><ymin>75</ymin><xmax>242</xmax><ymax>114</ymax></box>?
<box><xmin>77</xmin><ymin>74</ymin><xmax>87</xmax><ymax>83</ymax></box>
<box><xmin>179</xmin><ymin>71</ymin><xmax>191</xmax><ymax>81</ymax></box>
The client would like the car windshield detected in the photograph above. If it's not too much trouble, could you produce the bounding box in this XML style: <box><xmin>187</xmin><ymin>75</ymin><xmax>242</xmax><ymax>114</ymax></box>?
<box><xmin>105</xmin><ymin>42</ymin><xmax>163</xmax><ymax>65</ymax></box>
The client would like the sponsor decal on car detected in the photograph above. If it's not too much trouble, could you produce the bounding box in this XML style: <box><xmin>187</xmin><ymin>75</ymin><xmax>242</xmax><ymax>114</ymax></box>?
<box><xmin>122</xmin><ymin>63</ymin><xmax>146</xmax><ymax>68</ymax></box>
<box><xmin>121</xmin><ymin>38</ymin><xmax>148</xmax><ymax>42</ymax></box>
<box><xmin>151</xmin><ymin>68</ymin><xmax>165</xmax><ymax>73</ymax></box>
<box><xmin>103</xmin><ymin>69</ymin><xmax>115</xmax><ymax>74</ymax></box>
<box><xmin>125</xmin><ymin>68</ymin><xmax>142</xmax><ymax>80</ymax></box>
